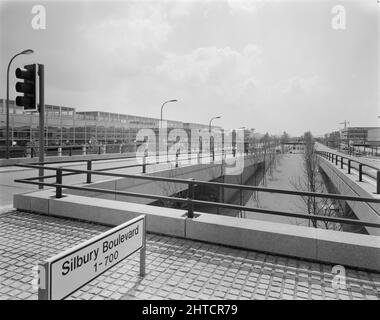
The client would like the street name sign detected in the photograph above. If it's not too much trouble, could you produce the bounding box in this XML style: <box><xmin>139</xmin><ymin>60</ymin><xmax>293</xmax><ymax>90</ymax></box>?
<box><xmin>38</xmin><ymin>215</ymin><xmax>146</xmax><ymax>300</ymax></box>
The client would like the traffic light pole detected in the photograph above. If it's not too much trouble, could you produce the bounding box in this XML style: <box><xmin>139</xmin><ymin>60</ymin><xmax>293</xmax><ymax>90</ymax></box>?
<box><xmin>5</xmin><ymin>54</ymin><xmax>20</xmax><ymax>159</ymax></box>
<box><xmin>6</xmin><ymin>59</ymin><xmax>12</xmax><ymax>159</ymax></box>
<box><xmin>38</xmin><ymin>64</ymin><xmax>44</xmax><ymax>189</ymax></box>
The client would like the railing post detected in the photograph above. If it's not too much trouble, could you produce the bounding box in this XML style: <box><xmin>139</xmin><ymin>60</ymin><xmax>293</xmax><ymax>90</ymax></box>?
<box><xmin>340</xmin><ymin>156</ymin><xmax>344</xmax><ymax>169</ymax></box>
<box><xmin>377</xmin><ymin>171</ymin><xmax>380</xmax><ymax>194</ymax></box>
<box><xmin>175</xmin><ymin>153</ymin><xmax>179</xmax><ymax>168</ymax></box>
<box><xmin>187</xmin><ymin>180</ymin><xmax>195</xmax><ymax>219</ymax></box>
<box><xmin>142</xmin><ymin>155</ymin><xmax>146</xmax><ymax>173</ymax></box>
<box><xmin>56</xmin><ymin>168</ymin><xmax>62</xmax><ymax>198</ymax></box>
<box><xmin>139</xmin><ymin>217</ymin><xmax>146</xmax><ymax>277</ymax></box>
<box><xmin>348</xmin><ymin>160</ymin><xmax>351</xmax><ymax>174</ymax></box>
<box><xmin>358</xmin><ymin>164</ymin><xmax>363</xmax><ymax>182</ymax></box>
<box><xmin>86</xmin><ymin>160</ymin><xmax>92</xmax><ymax>183</ymax></box>
<box><xmin>335</xmin><ymin>154</ymin><xmax>338</xmax><ymax>165</ymax></box>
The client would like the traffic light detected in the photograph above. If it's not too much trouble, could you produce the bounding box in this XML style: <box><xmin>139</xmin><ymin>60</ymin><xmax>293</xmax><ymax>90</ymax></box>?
<box><xmin>15</xmin><ymin>63</ymin><xmax>38</xmax><ymax>112</ymax></box>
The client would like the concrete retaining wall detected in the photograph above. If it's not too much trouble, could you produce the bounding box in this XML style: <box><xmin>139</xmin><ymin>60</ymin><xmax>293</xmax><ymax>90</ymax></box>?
<box><xmin>63</xmin><ymin>161</ymin><xmax>224</xmax><ymax>204</ymax></box>
<box><xmin>64</xmin><ymin>154</ymin><xmax>265</xmax><ymax>205</ymax></box>
<box><xmin>14</xmin><ymin>190</ymin><xmax>380</xmax><ymax>272</ymax></box>
<box><xmin>319</xmin><ymin>157</ymin><xmax>380</xmax><ymax>236</ymax></box>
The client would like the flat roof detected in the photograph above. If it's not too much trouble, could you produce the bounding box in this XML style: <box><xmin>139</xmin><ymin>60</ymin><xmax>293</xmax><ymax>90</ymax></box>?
<box><xmin>341</xmin><ymin>127</ymin><xmax>380</xmax><ymax>130</ymax></box>
<box><xmin>0</xmin><ymin>99</ymin><xmax>210</xmax><ymax>129</ymax></box>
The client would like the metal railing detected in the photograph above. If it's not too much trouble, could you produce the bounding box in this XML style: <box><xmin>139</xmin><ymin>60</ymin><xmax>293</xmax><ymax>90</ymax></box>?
<box><xmin>316</xmin><ymin>150</ymin><xmax>380</xmax><ymax>194</ymax></box>
<box><xmin>14</xmin><ymin>153</ymin><xmax>380</xmax><ymax>229</ymax></box>
<box><xmin>1</xmin><ymin>141</ymin><xmax>278</xmax><ymax>160</ymax></box>
<box><xmin>0</xmin><ymin>143</ymin><xmax>134</xmax><ymax>159</ymax></box>
<box><xmin>18</xmin><ymin>149</ymin><xmax>271</xmax><ymax>183</ymax></box>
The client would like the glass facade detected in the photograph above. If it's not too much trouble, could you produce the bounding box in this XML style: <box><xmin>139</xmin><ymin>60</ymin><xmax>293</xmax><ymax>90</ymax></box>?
<box><xmin>0</xmin><ymin>99</ymin><xmax>214</xmax><ymax>154</ymax></box>
<box><xmin>340</xmin><ymin>127</ymin><xmax>380</xmax><ymax>146</ymax></box>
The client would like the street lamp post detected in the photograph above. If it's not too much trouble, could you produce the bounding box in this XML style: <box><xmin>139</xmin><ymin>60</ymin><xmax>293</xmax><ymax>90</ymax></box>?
<box><xmin>160</xmin><ymin>99</ymin><xmax>178</xmax><ymax>123</ymax></box>
<box><xmin>238</xmin><ymin>126</ymin><xmax>247</xmax><ymax>155</ymax></box>
<box><xmin>209</xmin><ymin>116</ymin><xmax>221</xmax><ymax>133</ymax></box>
<box><xmin>159</xmin><ymin>99</ymin><xmax>177</xmax><ymax>162</ymax></box>
<box><xmin>339</xmin><ymin>120</ymin><xmax>350</xmax><ymax>154</ymax></box>
<box><xmin>6</xmin><ymin>49</ymin><xmax>34</xmax><ymax>159</ymax></box>
<box><xmin>209</xmin><ymin>116</ymin><xmax>221</xmax><ymax>161</ymax></box>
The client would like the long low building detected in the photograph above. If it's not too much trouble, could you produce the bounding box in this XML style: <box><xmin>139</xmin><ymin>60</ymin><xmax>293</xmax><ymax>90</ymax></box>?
<box><xmin>340</xmin><ymin>126</ymin><xmax>380</xmax><ymax>147</ymax></box>
<box><xmin>0</xmin><ymin>99</ymin><xmax>219</xmax><ymax>153</ymax></box>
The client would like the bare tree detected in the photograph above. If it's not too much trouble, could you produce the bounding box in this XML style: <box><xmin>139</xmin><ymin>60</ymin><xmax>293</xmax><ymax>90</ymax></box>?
<box><xmin>290</xmin><ymin>131</ymin><xmax>343</xmax><ymax>230</ymax></box>
<box><xmin>280</xmin><ymin>131</ymin><xmax>289</xmax><ymax>153</ymax></box>
<box><xmin>155</xmin><ymin>162</ymin><xmax>187</xmax><ymax>209</ymax></box>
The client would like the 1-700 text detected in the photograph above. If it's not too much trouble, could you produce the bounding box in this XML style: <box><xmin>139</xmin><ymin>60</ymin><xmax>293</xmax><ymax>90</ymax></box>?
<box><xmin>93</xmin><ymin>250</ymin><xmax>119</xmax><ymax>272</ymax></box>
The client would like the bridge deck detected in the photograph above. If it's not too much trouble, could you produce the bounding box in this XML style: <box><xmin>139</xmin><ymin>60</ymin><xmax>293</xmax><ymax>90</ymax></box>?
<box><xmin>316</xmin><ymin>143</ymin><xmax>380</xmax><ymax>173</ymax></box>
<box><xmin>0</xmin><ymin>210</ymin><xmax>379</xmax><ymax>300</ymax></box>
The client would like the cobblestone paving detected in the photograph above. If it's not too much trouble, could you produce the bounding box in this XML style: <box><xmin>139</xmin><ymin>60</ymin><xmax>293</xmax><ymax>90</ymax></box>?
<box><xmin>0</xmin><ymin>211</ymin><xmax>380</xmax><ymax>300</ymax></box>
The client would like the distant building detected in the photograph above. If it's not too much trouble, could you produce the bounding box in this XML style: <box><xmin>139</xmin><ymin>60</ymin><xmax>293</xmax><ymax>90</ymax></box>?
<box><xmin>340</xmin><ymin>127</ymin><xmax>380</xmax><ymax>146</ymax></box>
<box><xmin>326</xmin><ymin>131</ymin><xmax>341</xmax><ymax>149</ymax></box>
<box><xmin>367</xmin><ymin>127</ymin><xmax>380</xmax><ymax>146</ymax></box>
<box><xmin>0</xmin><ymin>99</ymin><xmax>214</xmax><ymax>151</ymax></box>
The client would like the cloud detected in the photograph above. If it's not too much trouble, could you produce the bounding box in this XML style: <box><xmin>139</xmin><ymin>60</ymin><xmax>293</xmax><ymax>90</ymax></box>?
<box><xmin>84</xmin><ymin>3</ymin><xmax>171</xmax><ymax>52</ymax></box>
<box><xmin>226</xmin><ymin>0</ymin><xmax>262</xmax><ymax>14</ymax></box>
<box><xmin>46</xmin><ymin>2</ymin><xmax>172</xmax><ymax>94</ymax></box>
<box><xmin>156</xmin><ymin>45</ymin><xmax>261</xmax><ymax>83</ymax></box>
<box><xmin>162</xmin><ymin>0</ymin><xmax>262</xmax><ymax>17</ymax></box>
<box><xmin>154</xmin><ymin>45</ymin><xmax>263</xmax><ymax>106</ymax></box>
<box><xmin>165</xmin><ymin>0</ymin><xmax>198</xmax><ymax>18</ymax></box>
<box><xmin>274</xmin><ymin>76</ymin><xmax>328</xmax><ymax>95</ymax></box>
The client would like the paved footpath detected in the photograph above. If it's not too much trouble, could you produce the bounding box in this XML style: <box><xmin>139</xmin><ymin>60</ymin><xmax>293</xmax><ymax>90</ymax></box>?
<box><xmin>0</xmin><ymin>211</ymin><xmax>379</xmax><ymax>300</ymax></box>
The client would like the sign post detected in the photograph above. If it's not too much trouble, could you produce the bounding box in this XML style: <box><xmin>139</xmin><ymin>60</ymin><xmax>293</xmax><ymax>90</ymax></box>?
<box><xmin>38</xmin><ymin>215</ymin><xmax>146</xmax><ymax>300</ymax></box>
<box><xmin>38</xmin><ymin>64</ymin><xmax>44</xmax><ymax>189</ymax></box>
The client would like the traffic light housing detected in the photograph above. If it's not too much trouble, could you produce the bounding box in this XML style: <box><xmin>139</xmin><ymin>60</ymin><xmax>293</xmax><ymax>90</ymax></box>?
<box><xmin>15</xmin><ymin>63</ymin><xmax>38</xmax><ymax>112</ymax></box>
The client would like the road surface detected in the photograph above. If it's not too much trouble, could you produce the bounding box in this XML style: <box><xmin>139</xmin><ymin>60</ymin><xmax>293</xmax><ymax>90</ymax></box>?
<box><xmin>243</xmin><ymin>153</ymin><xmax>308</xmax><ymax>226</ymax></box>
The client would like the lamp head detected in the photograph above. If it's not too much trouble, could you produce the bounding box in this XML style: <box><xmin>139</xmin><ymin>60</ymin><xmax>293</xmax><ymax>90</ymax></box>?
<box><xmin>20</xmin><ymin>49</ymin><xmax>34</xmax><ymax>55</ymax></box>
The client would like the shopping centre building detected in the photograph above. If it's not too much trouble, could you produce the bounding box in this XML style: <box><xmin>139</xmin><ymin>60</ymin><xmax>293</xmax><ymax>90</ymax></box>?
<box><xmin>0</xmin><ymin>99</ymin><xmax>217</xmax><ymax>156</ymax></box>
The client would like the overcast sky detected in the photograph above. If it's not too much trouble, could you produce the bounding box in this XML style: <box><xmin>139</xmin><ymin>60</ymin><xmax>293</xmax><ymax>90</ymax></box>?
<box><xmin>0</xmin><ymin>0</ymin><xmax>379</xmax><ymax>136</ymax></box>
